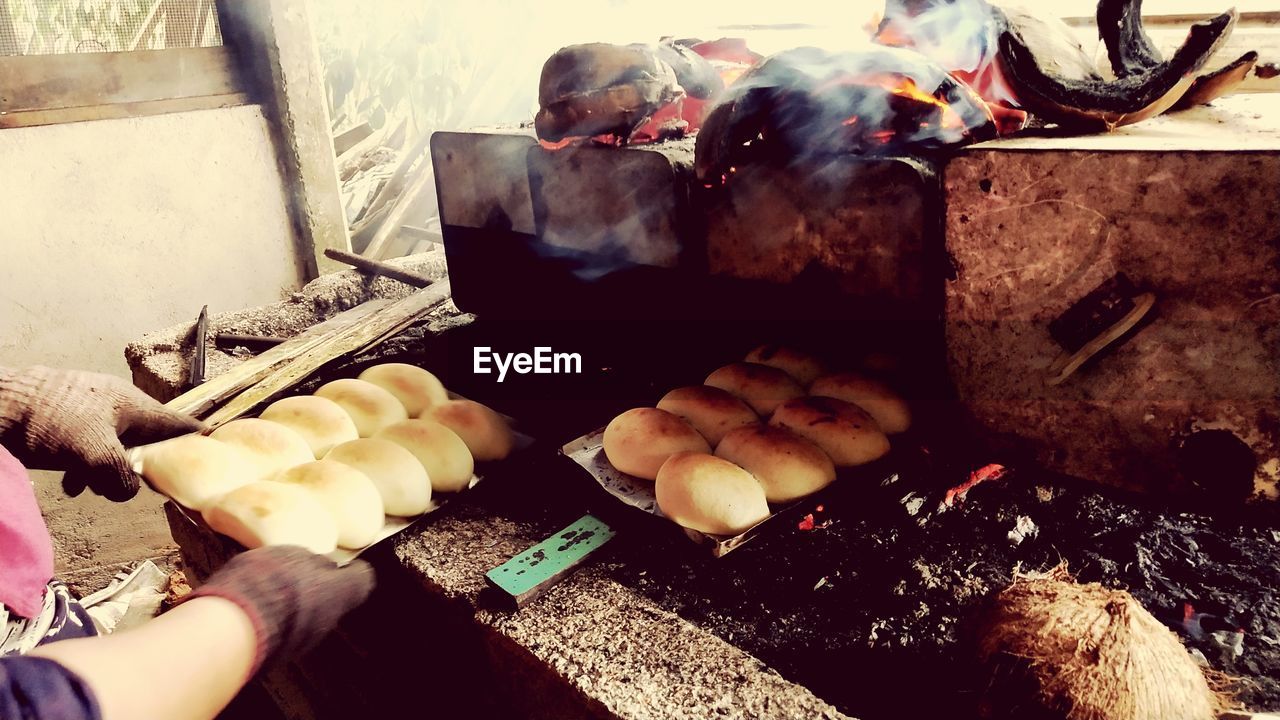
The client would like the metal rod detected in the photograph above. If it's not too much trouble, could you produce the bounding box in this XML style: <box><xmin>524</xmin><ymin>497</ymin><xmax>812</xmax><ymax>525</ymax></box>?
<box><xmin>323</xmin><ymin>247</ymin><xmax>434</xmax><ymax>288</ymax></box>
<box><xmin>215</xmin><ymin>333</ymin><xmax>288</xmax><ymax>348</ymax></box>
<box><xmin>188</xmin><ymin>305</ymin><xmax>208</xmax><ymax>389</ymax></box>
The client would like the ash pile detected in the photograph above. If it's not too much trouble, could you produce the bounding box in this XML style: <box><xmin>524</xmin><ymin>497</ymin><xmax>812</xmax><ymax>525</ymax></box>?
<box><xmin>605</xmin><ymin>462</ymin><xmax>1280</xmax><ymax>719</ymax></box>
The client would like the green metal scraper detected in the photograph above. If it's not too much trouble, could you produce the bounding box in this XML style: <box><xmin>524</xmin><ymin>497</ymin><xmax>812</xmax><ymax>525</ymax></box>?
<box><xmin>485</xmin><ymin>514</ymin><xmax>616</xmax><ymax>608</ymax></box>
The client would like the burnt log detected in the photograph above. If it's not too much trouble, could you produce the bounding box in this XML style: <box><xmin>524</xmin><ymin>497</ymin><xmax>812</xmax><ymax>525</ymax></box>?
<box><xmin>1172</xmin><ymin>51</ymin><xmax>1260</xmax><ymax>111</ymax></box>
<box><xmin>535</xmin><ymin>43</ymin><xmax>683</xmax><ymax>144</ymax></box>
<box><xmin>994</xmin><ymin>4</ymin><xmax>1236</xmax><ymax>130</ymax></box>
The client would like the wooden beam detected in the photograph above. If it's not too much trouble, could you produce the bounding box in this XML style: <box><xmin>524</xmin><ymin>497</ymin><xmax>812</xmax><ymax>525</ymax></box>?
<box><xmin>164</xmin><ymin>299</ymin><xmax>388</xmax><ymax>419</ymax></box>
<box><xmin>200</xmin><ymin>282</ymin><xmax>452</xmax><ymax>426</ymax></box>
<box><xmin>216</xmin><ymin>0</ymin><xmax>352</xmax><ymax>278</ymax></box>
<box><xmin>0</xmin><ymin>47</ymin><xmax>242</xmax><ymax>114</ymax></box>
<box><xmin>333</xmin><ymin>122</ymin><xmax>373</xmax><ymax>155</ymax></box>
<box><xmin>0</xmin><ymin>93</ymin><xmax>249</xmax><ymax>129</ymax></box>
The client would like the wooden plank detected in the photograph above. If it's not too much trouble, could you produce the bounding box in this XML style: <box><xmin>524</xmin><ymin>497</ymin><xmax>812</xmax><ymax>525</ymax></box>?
<box><xmin>0</xmin><ymin>47</ymin><xmax>243</xmax><ymax>114</ymax></box>
<box><xmin>333</xmin><ymin>122</ymin><xmax>373</xmax><ymax>155</ymax></box>
<box><xmin>0</xmin><ymin>93</ymin><xmax>249</xmax><ymax>130</ymax></box>
<box><xmin>164</xmin><ymin>299</ymin><xmax>389</xmax><ymax>418</ymax></box>
<box><xmin>216</xmin><ymin>0</ymin><xmax>351</xmax><ymax>278</ymax></box>
<box><xmin>363</xmin><ymin>166</ymin><xmax>436</xmax><ymax>260</ymax></box>
<box><xmin>202</xmin><ymin>280</ymin><xmax>451</xmax><ymax>426</ymax></box>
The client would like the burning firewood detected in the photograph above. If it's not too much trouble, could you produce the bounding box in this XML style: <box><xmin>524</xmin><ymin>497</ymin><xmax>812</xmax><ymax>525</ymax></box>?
<box><xmin>535</xmin><ymin>43</ymin><xmax>684</xmax><ymax>146</ymax></box>
<box><xmin>535</xmin><ymin>40</ymin><xmax>725</xmax><ymax>147</ymax></box>
<box><xmin>694</xmin><ymin>45</ymin><xmax>1018</xmax><ymax>184</ymax></box>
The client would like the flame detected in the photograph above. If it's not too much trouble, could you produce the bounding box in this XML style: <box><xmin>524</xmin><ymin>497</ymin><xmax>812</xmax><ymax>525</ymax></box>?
<box><xmin>873</xmin><ymin>0</ymin><xmax>1022</xmax><ymax>109</ymax></box>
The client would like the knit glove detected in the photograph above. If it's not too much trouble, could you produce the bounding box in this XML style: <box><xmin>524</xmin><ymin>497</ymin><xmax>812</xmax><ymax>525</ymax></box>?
<box><xmin>188</xmin><ymin>546</ymin><xmax>376</xmax><ymax>675</ymax></box>
<box><xmin>0</xmin><ymin>365</ymin><xmax>205</xmax><ymax>501</ymax></box>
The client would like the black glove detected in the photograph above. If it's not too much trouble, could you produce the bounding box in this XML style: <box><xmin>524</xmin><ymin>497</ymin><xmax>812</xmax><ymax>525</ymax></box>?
<box><xmin>188</xmin><ymin>546</ymin><xmax>375</xmax><ymax>674</ymax></box>
<box><xmin>0</xmin><ymin>365</ymin><xmax>205</xmax><ymax>501</ymax></box>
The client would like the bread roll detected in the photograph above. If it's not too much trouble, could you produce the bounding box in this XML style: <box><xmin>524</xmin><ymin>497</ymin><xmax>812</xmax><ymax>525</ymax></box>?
<box><xmin>357</xmin><ymin>363</ymin><xmax>448</xmax><ymax>417</ymax></box>
<box><xmin>770</xmin><ymin>397</ymin><xmax>890</xmax><ymax>467</ymax></box>
<box><xmin>743</xmin><ymin>345</ymin><xmax>825</xmax><ymax>386</ymax></box>
<box><xmin>209</xmin><ymin>418</ymin><xmax>314</xmax><ymax>481</ymax></box>
<box><xmin>423</xmin><ymin>400</ymin><xmax>514</xmax><ymax>462</ymax></box>
<box><xmin>655</xmin><ymin>452</ymin><xmax>770</xmax><ymax>535</ymax></box>
<box><xmin>259</xmin><ymin>395</ymin><xmax>360</xmax><ymax>458</ymax></box>
<box><xmin>132</xmin><ymin>434</ymin><xmax>253</xmax><ymax>511</ymax></box>
<box><xmin>715</xmin><ymin>425</ymin><xmax>836</xmax><ymax>502</ymax></box>
<box><xmin>603</xmin><ymin>408</ymin><xmax>711</xmax><ymax>481</ymax></box>
<box><xmin>656</xmin><ymin>386</ymin><xmax>757</xmax><ymax>447</ymax></box>
<box><xmin>275</xmin><ymin>460</ymin><xmax>385</xmax><ymax>549</ymax></box>
<box><xmin>205</xmin><ymin>480</ymin><xmax>338</xmax><ymax>554</ymax></box>
<box><xmin>376</xmin><ymin>419</ymin><xmax>475</xmax><ymax>493</ymax></box>
<box><xmin>324</xmin><ymin>438</ymin><xmax>432</xmax><ymax>516</ymax></box>
<box><xmin>314</xmin><ymin>378</ymin><xmax>409</xmax><ymax>437</ymax></box>
<box><xmin>810</xmin><ymin>372</ymin><xmax>911</xmax><ymax>434</ymax></box>
<box><xmin>704</xmin><ymin>362</ymin><xmax>805</xmax><ymax>415</ymax></box>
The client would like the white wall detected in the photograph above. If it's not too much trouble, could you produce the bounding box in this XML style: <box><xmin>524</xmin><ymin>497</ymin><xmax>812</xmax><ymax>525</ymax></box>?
<box><xmin>0</xmin><ymin>105</ymin><xmax>308</xmax><ymax>579</ymax></box>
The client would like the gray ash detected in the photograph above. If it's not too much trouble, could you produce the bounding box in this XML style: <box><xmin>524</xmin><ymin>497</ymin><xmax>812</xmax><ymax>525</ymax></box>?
<box><xmin>596</xmin><ymin>467</ymin><xmax>1280</xmax><ymax>719</ymax></box>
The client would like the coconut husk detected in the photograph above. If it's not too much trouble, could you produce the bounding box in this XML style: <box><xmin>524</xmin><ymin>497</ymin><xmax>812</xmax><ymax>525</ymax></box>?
<box><xmin>976</xmin><ymin>567</ymin><xmax>1233</xmax><ymax>720</ymax></box>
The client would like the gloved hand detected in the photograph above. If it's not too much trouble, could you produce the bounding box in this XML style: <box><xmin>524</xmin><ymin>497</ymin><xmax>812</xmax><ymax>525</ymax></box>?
<box><xmin>188</xmin><ymin>546</ymin><xmax>375</xmax><ymax>674</ymax></box>
<box><xmin>0</xmin><ymin>365</ymin><xmax>205</xmax><ymax>501</ymax></box>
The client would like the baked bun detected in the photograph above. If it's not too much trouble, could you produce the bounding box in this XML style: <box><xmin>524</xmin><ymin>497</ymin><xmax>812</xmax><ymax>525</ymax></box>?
<box><xmin>655</xmin><ymin>452</ymin><xmax>770</xmax><ymax>535</ymax></box>
<box><xmin>357</xmin><ymin>363</ymin><xmax>448</xmax><ymax>417</ymax></box>
<box><xmin>769</xmin><ymin>397</ymin><xmax>890</xmax><ymax>467</ymax></box>
<box><xmin>205</xmin><ymin>480</ymin><xmax>338</xmax><ymax>554</ymax></box>
<box><xmin>275</xmin><ymin>460</ymin><xmax>385</xmax><ymax>549</ymax></box>
<box><xmin>259</xmin><ymin>395</ymin><xmax>360</xmax><ymax>458</ymax></box>
<box><xmin>422</xmin><ymin>400</ymin><xmax>514</xmax><ymax>462</ymax></box>
<box><xmin>209</xmin><ymin>418</ymin><xmax>314</xmax><ymax>480</ymax></box>
<box><xmin>603</xmin><ymin>408</ymin><xmax>711</xmax><ymax>481</ymax></box>
<box><xmin>704</xmin><ymin>362</ymin><xmax>805</xmax><ymax>415</ymax></box>
<box><xmin>324</xmin><ymin>438</ymin><xmax>432</xmax><ymax>516</ymax></box>
<box><xmin>131</xmin><ymin>434</ymin><xmax>252</xmax><ymax>511</ymax></box>
<box><xmin>376</xmin><ymin>419</ymin><xmax>475</xmax><ymax>493</ymax></box>
<box><xmin>314</xmin><ymin>378</ymin><xmax>409</xmax><ymax>437</ymax></box>
<box><xmin>743</xmin><ymin>345</ymin><xmax>825</xmax><ymax>386</ymax></box>
<box><xmin>715</xmin><ymin>425</ymin><xmax>836</xmax><ymax>502</ymax></box>
<box><xmin>810</xmin><ymin>373</ymin><xmax>911</xmax><ymax>434</ymax></box>
<box><xmin>656</xmin><ymin>386</ymin><xmax>757</xmax><ymax>447</ymax></box>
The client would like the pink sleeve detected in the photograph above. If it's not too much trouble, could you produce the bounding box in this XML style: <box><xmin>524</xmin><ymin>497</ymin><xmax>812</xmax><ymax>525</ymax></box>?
<box><xmin>0</xmin><ymin>444</ymin><xmax>54</xmax><ymax>619</ymax></box>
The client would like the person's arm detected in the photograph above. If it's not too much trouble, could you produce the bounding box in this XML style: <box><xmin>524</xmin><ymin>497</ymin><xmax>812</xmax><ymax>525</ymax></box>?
<box><xmin>31</xmin><ymin>546</ymin><xmax>373</xmax><ymax>720</ymax></box>
<box><xmin>29</xmin><ymin>597</ymin><xmax>255</xmax><ymax>720</ymax></box>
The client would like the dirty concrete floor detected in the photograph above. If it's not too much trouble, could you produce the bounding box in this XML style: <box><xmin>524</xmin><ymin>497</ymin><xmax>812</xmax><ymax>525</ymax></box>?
<box><xmin>30</xmin><ymin>469</ymin><xmax>179</xmax><ymax>593</ymax></box>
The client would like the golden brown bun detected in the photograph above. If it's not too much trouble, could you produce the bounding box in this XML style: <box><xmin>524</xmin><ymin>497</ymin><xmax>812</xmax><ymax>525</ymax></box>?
<box><xmin>715</xmin><ymin>425</ymin><xmax>836</xmax><ymax>503</ymax></box>
<box><xmin>603</xmin><ymin>408</ymin><xmax>711</xmax><ymax>481</ymax></box>
<box><xmin>656</xmin><ymin>386</ymin><xmax>758</xmax><ymax>447</ymax></box>
<box><xmin>810</xmin><ymin>373</ymin><xmax>911</xmax><ymax>434</ymax></box>
<box><xmin>132</xmin><ymin>434</ymin><xmax>253</xmax><ymax>511</ymax></box>
<box><xmin>259</xmin><ymin>395</ymin><xmax>360</xmax><ymax>458</ymax></box>
<box><xmin>769</xmin><ymin>397</ymin><xmax>890</xmax><ymax>467</ymax></box>
<box><xmin>209</xmin><ymin>418</ymin><xmax>315</xmax><ymax>480</ymax></box>
<box><xmin>704</xmin><ymin>362</ymin><xmax>805</xmax><ymax>415</ymax></box>
<box><xmin>205</xmin><ymin>480</ymin><xmax>338</xmax><ymax>554</ymax></box>
<box><xmin>655</xmin><ymin>452</ymin><xmax>771</xmax><ymax>535</ymax></box>
<box><xmin>423</xmin><ymin>400</ymin><xmax>514</xmax><ymax>462</ymax></box>
<box><xmin>314</xmin><ymin>378</ymin><xmax>409</xmax><ymax>437</ymax></box>
<box><xmin>375</xmin><ymin>419</ymin><xmax>475</xmax><ymax>493</ymax></box>
<box><xmin>357</xmin><ymin>363</ymin><xmax>448</xmax><ymax>417</ymax></box>
<box><xmin>275</xmin><ymin>460</ymin><xmax>385</xmax><ymax>550</ymax></box>
<box><xmin>743</xmin><ymin>345</ymin><xmax>825</xmax><ymax>387</ymax></box>
<box><xmin>324</xmin><ymin>438</ymin><xmax>432</xmax><ymax>516</ymax></box>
